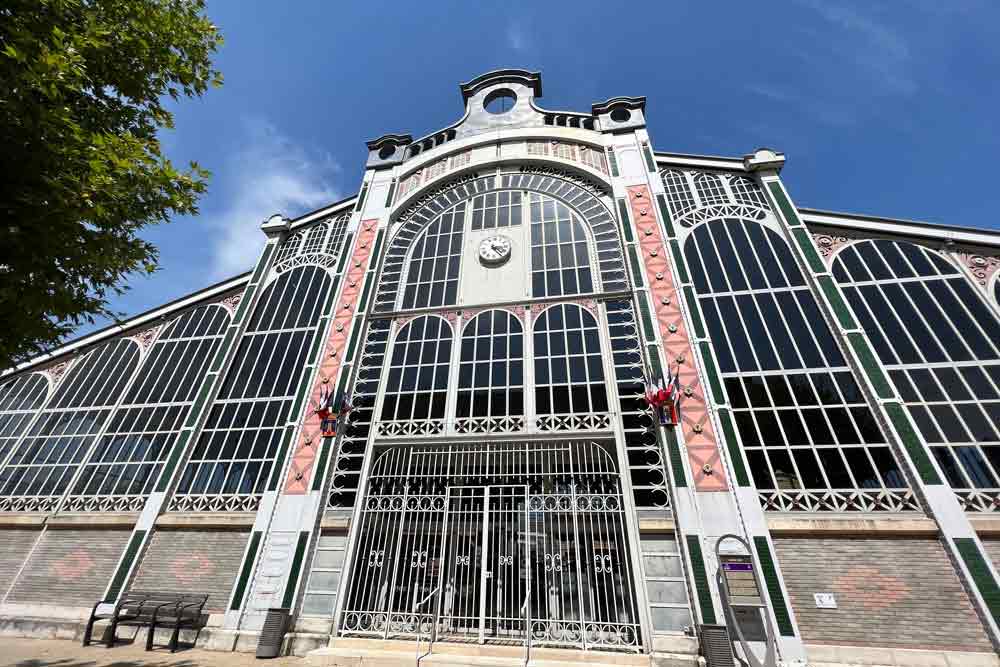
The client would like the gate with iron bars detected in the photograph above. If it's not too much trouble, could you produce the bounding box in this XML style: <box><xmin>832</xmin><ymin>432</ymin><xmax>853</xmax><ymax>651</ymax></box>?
<box><xmin>337</xmin><ymin>440</ymin><xmax>643</xmax><ymax>652</ymax></box>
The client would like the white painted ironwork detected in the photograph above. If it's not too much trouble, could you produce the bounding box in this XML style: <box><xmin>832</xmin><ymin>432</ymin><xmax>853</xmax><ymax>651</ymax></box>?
<box><xmin>535</xmin><ymin>413</ymin><xmax>610</xmax><ymax>432</ymax></box>
<box><xmin>955</xmin><ymin>489</ymin><xmax>1000</xmax><ymax>513</ymax></box>
<box><xmin>167</xmin><ymin>492</ymin><xmax>261</xmax><ymax>512</ymax></box>
<box><xmin>758</xmin><ymin>488</ymin><xmax>919</xmax><ymax>512</ymax></box>
<box><xmin>339</xmin><ymin>440</ymin><xmax>642</xmax><ymax>652</ymax></box>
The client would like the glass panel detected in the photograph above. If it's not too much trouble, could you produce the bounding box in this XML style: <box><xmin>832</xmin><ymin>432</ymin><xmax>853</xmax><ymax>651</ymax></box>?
<box><xmin>833</xmin><ymin>239</ymin><xmax>1000</xmax><ymax>490</ymax></box>
<box><xmin>684</xmin><ymin>221</ymin><xmax>902</xmax><ymax>497</ymax></box>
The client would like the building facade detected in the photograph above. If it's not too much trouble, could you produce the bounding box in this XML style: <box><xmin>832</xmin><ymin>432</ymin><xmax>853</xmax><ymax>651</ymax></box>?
<box><xmin>1</xmin><ymin>70</ymin><xmax>999</xmax><ymax>666</ymax></box>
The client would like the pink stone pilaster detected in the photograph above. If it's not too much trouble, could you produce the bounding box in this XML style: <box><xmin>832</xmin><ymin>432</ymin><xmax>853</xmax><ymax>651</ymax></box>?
<box><xmin>282</xmin><ymin>221</ymin><xmax>379</xmax><ymax>494</ymax></box>
<box><xmin>627</xmin><ymin>185</ymin><xmax>728</xmax><ymax>492</ymax></box>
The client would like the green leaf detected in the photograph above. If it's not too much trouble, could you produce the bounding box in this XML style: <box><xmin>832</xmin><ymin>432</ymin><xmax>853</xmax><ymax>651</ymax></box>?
<box><xmin>0</xmin><ymin>0</ymin><xmax>224</xmax><ymax>368</ymax></box>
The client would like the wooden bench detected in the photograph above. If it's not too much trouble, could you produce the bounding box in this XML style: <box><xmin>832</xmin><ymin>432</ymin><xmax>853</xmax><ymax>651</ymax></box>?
<box><xmin>83</xmin><ymin>591</ymin><xmax>209</xmax><ymax>652</ymax></box>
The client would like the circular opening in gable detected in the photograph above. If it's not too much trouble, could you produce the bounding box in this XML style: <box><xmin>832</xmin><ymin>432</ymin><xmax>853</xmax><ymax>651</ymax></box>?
<box><xmin>484</xmin><ymin>89</ymin><xmax>517</xmax><ymax>115</ymax></box>
<box><xmin>610</xmin><ymin>106</ymin><xmax>632</xmax><ymax>123</ymax></box>
<box><xmin>377</xmin><ymin>144</ymin><xmax>396</xmax><ymax>160</ymax></box>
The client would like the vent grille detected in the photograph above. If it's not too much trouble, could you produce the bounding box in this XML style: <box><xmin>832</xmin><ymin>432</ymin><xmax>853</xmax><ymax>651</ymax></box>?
<box><xmin>699</xmin><ymin>624</ymin><xmax>735</xmax><ymax>667</ymax></box>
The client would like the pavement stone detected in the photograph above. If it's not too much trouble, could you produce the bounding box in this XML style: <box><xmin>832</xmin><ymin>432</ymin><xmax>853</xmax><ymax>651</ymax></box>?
<box><xmin>0</xmin><ymin>637</ymin><xmax>303</xmax><ymax>667</ymax></box>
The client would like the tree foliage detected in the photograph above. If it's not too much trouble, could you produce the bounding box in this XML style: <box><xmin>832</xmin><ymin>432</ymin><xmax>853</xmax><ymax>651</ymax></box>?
<box><xmin>0</xmin><ymin>0</ymin><xmax>223</xmax><ymax>369</ymax></box>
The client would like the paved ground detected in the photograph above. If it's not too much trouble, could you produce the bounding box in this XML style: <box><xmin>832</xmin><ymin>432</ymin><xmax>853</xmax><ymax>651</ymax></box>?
<box><xmin>0</xmin><ymin>638</ymin><xmax>304</xmax><ymax>667</ymax></box>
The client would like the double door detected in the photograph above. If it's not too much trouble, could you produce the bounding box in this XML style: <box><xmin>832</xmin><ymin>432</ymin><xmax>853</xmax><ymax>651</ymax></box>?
<box><xmin>437</xmin><ymin>485</ymin><xmax>529</xmax><ymax>643</ymax></box>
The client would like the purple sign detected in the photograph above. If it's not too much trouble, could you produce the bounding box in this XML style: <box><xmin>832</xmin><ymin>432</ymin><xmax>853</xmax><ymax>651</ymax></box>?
<box><xmin>722</xmin><ymin>562</ymin><xmax>753</xmax><ymax>572</ymax></box>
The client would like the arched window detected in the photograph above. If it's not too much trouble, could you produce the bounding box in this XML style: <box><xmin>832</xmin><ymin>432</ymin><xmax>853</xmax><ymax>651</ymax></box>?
<box><xmin>0</xmin><ymin>338</ymin><xmax>140</xmax><ymax>502</ymax></box>
<box><xmin>833</xmin><ymin>239</ymin><xmax>1000</xmax><ymax>490</ymax></box>
<box><xmin>0</xmin><ymin>373</ymin><xmax>49</xmax><ymax>463</ymax></box>
<box><xmin>729</xmin><ymin>176</ymin><xmax>769</xmax><ymax>209</ymax></box>
<box><xmin>660</xmin><ymin>170</ymin><xmax>697</xmax><ymax>219</ymax></box>
<box><xmin>377</xmin><ymin>172</ymin><xmax>624</xmax><ymax>312</ymax></box>
<box><xmin>455</xmin><ymin>311</ymin><xmax>524</xmax><ymax>423</ymax></box>
<box><xmin>176</xmin><ymin>266</ymin><xmax>332</xmax><ymax>505</ymax></box>
<box><xmin>325</xmin><ymin>212</ymin><xmax>350</xmax><ymax>256</ymax></box>
<box><xmin>693</xmin><ymin>173</ymin><xmax>727</xmax><ymax>207</ymax></box>
<box><xmin>380</xmin><ymin>316</ymin><xmax>452</xmax><ymax>428</ymax></box>
<box><xmin>68</xmin><ymin>304</ymin><xmax>230</xmax><ymax>506</ymax></box>
<box><xmin>274</xmin><ymin>231</ymin><xmax>302</xmax><ymax>263</ymax></box>
<box><xmin>401</xmin><ymin>202</ymin><xmax>465</xmax><ymax>309</ymax></box>
<box><xmin>530</xmin><ymin>193</ymin><xmax>593</xmax><ymax>297</ymax></box>
<box><xmin>533</xmin><ymin>304</ymin><xmax>608</xmax><ymax>416</ymax></box>
<box><xmin>686</xmin><ymin>220</ymin><xmax>906</xmax><ymax>499</ymax></box>
<box><xmin>301</xmin><ymin>221</ymin><xmax>329</xmax><ymax>254</ymax></box>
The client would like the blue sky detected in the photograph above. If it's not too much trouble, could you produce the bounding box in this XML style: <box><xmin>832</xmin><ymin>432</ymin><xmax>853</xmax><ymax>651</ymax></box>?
<box><xmin>85</xmin><ymin>0</ymin><xmax>1000</xmax><ymax>334</ymax></box>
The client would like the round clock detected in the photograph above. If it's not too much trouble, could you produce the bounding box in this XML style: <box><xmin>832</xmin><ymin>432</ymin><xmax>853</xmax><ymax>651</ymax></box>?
<box><xmin>478</xmin><ymin>234</ymin><xmax>512</xmax><ymax>266</ymax></box>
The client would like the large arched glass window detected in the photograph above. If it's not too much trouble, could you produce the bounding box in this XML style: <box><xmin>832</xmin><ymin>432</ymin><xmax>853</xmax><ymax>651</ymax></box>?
<box><xmin>455</xmin><ymin>310</ymin><xmax>524</xmax><ymax>423</ymax></box>
<box><xmin>401</xmin><ymin>202</ymin><xmax>465</xmax><ymax>309</ymax></box>
<box><xmin>833</xmin><ymin>239</ymin><xmax>1000</xmax><ymax>490</ymax></box>
<box><xmin>378</xmin><ymin>173</ymin><xmax>622</xmax><ymax>313</ymax></box>
<box><xmin>380</xmin><ymin>316</ymin><xmax>452</xmax><ymax>429</ymax></box>
<box><xmin>686</xmin><ymin>220</ymin><xmax>906</xmax><ymax>498</ymax></box>
<box><xmin>68</xmin><ymin>304</ymin><xmax>230</xmax><ymax>507</ymax></box>
<box><xmin>533</xmin><ymin>304</ymin><xmax>608</xmax><ymax>417</ymax></box>
<box><xmin>530</xmin><ymin>193</ymin><xmax>593</xmax><ymax>298</ymax></box>
<box><xmin>0</xmin><ymin>373</ymin><xmax>49</xmax><ymax>464</ymax></box>
<box><xmin>0</xmin><ymin>338</ymin><xmax>140</xmax><ymax>502</ymax></box>
<box><xmin>176</xmin><ymin>266</ymin><xmax>332</xmax><ymax>505</ymax></box>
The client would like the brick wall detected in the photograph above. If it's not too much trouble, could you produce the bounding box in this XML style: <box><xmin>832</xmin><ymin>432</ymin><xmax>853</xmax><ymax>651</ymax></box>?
<box><xmin>774</xmin><ymin>536</ymin><xmax>992</xmax><ymax>652</ymax></box>
<box><xmin>0</xmin><ymin>529</ymin><xmax>40</xmax><ymax>598</ymax></box>
<box><xmin>982</xmin><ymin>536</ymin><xmax>1000</xmax><ymax>572</ymax></box>
<box><xmin>129</xmin><ymin>528</ymin><xmax>250</xmax><ymax>612</ymax></box>
<box><xmin>7</xmin><ymin>528</ymin><xmax>130</xmax><ymax>607</ymax></box>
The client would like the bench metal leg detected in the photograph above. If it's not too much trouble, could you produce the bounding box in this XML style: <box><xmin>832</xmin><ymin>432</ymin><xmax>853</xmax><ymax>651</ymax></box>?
<box><xmin>106</xmin><ymin>621</ymin><xmax>116</xmax><ymax>648</ymax></box>
<box><xmin>82</xmin><ymin>617</ymin><xmax>95</xmax><ymax>646</ymax></box>
<box><xmin>146</xmin><ymin>622</ymin><xmax>156</xmax><ymax>651</ymax></box>
<box><xmin>169</xmin><ymin>623</ymin><xmax>181</xmax><ymax>653</ymax></box>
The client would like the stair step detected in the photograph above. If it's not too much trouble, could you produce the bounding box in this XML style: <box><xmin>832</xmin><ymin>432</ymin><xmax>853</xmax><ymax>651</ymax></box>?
<box><xmin>305</xmin><ymin>637</ymin><xmax>664</xmax><ymax>667</ymax></box>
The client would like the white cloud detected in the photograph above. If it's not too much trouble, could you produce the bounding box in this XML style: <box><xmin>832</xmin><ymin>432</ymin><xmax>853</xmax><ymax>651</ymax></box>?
<box><xmin>744</xmin><ymin>83</ymin><xmax>858</xmax><ymax>127</ymax></box>
<box><xmin>506</xmin><ymin>22</ymin><xmax>529</xmax><ymax>52</ymax></box>
<box><xmin>207</xmin><ymin>118</ymin><xmax>341</xmax><ymax>279</ymax></box>
<box><xmin>794</xmin><ymin>0</ymin><xmax>916</xmax><ymax>94</ymax></box>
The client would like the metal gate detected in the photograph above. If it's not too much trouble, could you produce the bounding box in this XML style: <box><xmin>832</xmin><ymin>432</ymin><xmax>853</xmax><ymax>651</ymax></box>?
<box><xmin>338</xmin><ymin>440</ymin><xmax>642</xmax><ymax>651</ymax></box>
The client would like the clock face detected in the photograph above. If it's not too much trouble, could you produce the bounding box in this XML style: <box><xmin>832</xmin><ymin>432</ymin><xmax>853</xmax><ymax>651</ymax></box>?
<box><xmin>478</xmin><ymin>235</ymin><xmax>512</xmax><ymax>266</ymax></box>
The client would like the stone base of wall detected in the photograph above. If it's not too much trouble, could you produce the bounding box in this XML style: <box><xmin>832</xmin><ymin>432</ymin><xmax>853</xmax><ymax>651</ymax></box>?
<box><xmin>0</xmin><ymin>604</ymin><xmax>230</xmax><ymax>650</ymax></box>
<box><xmin>774</xmin><ymin>535</ymin><xmax>993</xmax><ymax>653</ymax></box>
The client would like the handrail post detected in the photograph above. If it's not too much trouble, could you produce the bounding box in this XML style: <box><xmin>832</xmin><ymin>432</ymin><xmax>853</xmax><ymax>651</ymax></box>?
<box><xmin>415</xmin><ymin>585</ymin><xmax>439</xmax><ymax>665</ymax></box>
<box><xmin>521</xmin><ymin>593</ymin><xmax>530</xmax><ymax>666</ymax></box>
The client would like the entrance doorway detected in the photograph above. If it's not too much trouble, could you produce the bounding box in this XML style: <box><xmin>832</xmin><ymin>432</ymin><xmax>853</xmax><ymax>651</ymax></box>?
<box><xmin>338</xmin><ymin>441</ymin><xmax>642</xmax><ymax>652</ymax></box>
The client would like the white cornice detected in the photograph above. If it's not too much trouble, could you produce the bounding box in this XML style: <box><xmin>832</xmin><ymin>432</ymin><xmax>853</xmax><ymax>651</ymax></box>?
<box><xmin>286</xmin><ymin>197</ymin><xmax>358</xmax><ymax>234</ymax></box>
<box><xmin>800</xmin><ymin>208</ymin><xmax>1000</xmax><ymax>249</ymax></box>
<box><xmin>654</xmin><ymin>151</ymin><xmax>748</xmax><ymax>172</ymax></box>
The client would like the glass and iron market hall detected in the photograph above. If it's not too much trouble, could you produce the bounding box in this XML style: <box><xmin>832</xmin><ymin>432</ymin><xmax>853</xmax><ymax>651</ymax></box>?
<box><xmin>1</xmin><ymin>71</ymin><xmax>999</xmax><ymax>664</ymax></box>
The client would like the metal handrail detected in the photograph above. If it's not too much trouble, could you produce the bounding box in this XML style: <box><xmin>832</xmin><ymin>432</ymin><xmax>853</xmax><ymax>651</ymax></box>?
<box><xmin>414</xmin><ymin>586</ymin><xmax>440</xmax><ymax>665</ymax></box>
<box><xmin>520</xmin><ymin>593</ymin><xmax>531</xmax><ymax>666</ymax></box>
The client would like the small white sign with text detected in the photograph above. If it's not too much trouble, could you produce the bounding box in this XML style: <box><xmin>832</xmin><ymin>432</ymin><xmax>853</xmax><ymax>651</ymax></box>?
<box><xmin>813</xmin><ymin>593</ymin><xmax>837</xmax><ymax>609</ymax></box>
